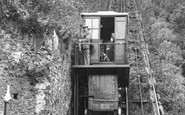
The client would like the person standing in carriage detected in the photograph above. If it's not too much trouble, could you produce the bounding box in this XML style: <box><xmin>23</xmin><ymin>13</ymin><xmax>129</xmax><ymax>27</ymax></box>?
<box><xmin>79</xmin><ymin>25</ymin><xmax>91</xmax><ymax>65</ymax></box>
<box><xmin>106</xmin><ymin>32</ymin><xmax>115</xmax><ymax>61</ymax></box>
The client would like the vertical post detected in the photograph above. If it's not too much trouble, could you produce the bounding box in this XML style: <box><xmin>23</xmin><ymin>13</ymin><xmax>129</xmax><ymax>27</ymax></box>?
<box><xmin>4</xmin><ymin>85</ymin><xmax>11</xmax><ymax>115</ymax></box>
<box><xmin>74</xmin><ymin>43</ymin><xmax>76</xmax><ymax>65</ymax></box>
<box><xmin>123</xmin><ymin>0</ymin><xmax>126</xmax><ymax>12</ymax></box>
<box><xmin>84</xmin><ymin>86</ymin><xmax>87</xmax><ymax>115</ymax></box>
<box><xmin>76</xmin><ymin>71</ymin><xmax>79</xmax><ymax>115</ymax></box>
<box><xmin>120</xmin><ymin>0</ymin><xmax>123</xmax><ymax>12</ymax></box>
<box><xmin>138</xmin><ymin>75</ymin><xmax>144</xmax><ymax>115</ymax></box>
<box><xmin>100</xmin><ymin>0</ymin><xmax>102</xmax><ymax>10</ymax></box>
<box><xmin>74</xmin><ymin>70</ymin><xmax>77</xmax><ymax>115</ymax></box>
<box><xmin>126</xmin><ymin>87</ymin><xmax>129</xmax><ymax>115</ymax></box>
<box><xmin>124</xmin><ymin>43</ymin><xmax>127</xmax><ymax>64</ymax></box>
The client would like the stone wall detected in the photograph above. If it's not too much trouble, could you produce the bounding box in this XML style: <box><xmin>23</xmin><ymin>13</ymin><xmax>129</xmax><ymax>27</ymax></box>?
<box><xmin>0</xmin><ymin>77</ymin><xmax>36</xmax><ymax>115</ymax></box>
<box><xmin>0</xmin><ymin>54</ymin><xmax>71</xmax><ymax>115</ymax></box>
<box><xmin>0</xmin><ymin>38</ymin><xmax>71</xmax><ymax>115</ymax></box>
<box><xmin>43</xmin><ymin>55</ymin><xmax>71</xmax><ymax>115</ymax></box>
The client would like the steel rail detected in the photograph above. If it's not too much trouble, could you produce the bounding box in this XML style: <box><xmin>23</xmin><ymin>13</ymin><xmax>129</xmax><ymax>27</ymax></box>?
<box><xmin>107</xmin><ymin>0</ymin><xmax>161</xmax><ymax>114</ymax></box>
<box><xmin>132</xmin><ymin>0</ymin><xmax>161</xmax><ymax>115</ymax></box>
<box><xmin>134</xmin><ymin>37</ymin><xmax>144</xmax><ymax>115</ymax></box>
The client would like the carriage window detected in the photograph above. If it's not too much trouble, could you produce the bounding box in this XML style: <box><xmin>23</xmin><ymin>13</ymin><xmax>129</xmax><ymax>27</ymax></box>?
<box><xmin>85</xmin><ymin>19</ymin><xmax>92</xmax><ymax>28</ymax></box>
<box><xmin>84</xmin><ymin>18</ymin><xmax>100</xmax><ymax>40</ymax></box>
<box><xmin>91</xmin><ymin>30</ymin><xmax>99</xmax><ymax>39</ymax></box>
<box><xmin>85</xmin><ymin>18</ymin><xmax>99</xmax><ymax>28</ymax></box>
<box><xmin>115</xmin><ymin>17</ymin><xmax>127</xmax><ymax>40</ymax></box>
<box><xmin>92</xmin><ymin>19</ymin><xmax>99</xmax><ymax>28</ymax></box>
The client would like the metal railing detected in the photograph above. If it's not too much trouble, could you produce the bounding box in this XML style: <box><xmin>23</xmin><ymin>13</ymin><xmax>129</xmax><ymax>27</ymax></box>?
<box><xmin>74</xmin><ymin>42</ymin><xmax>128</xmax><ymax>65</ymax></box>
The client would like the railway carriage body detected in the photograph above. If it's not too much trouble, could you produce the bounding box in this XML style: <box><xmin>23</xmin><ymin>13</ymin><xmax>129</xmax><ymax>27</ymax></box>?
<box><xmin>74</xmin><ymin>11</ymin><xmax>129</xmax><ymax>65</ymax></box>
<box><xmin>73</xmin><ymin>11</ymin><xmax>130</xmax><ymax>115</ymax></box>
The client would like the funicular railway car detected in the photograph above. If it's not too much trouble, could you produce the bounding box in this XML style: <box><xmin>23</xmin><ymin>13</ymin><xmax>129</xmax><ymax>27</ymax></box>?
<box><xmin>73</xmin><ymin>11</ymin><xmax>130</xmax><ymax>115</ymax></box>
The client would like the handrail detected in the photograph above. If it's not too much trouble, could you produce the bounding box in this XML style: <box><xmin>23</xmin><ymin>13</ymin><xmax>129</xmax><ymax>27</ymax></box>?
<box><xmin>89</xmin><ymin>98</ymin><xmax>118</xmax><ymax>102</ymax></box>
<box><xmin>75</xmin><ymin>42</ymin><xmax>127</xmax><ymax>45</ymax></box>
<box><xmin>73</xmin><ymin>42</ymin><xmax>128</xmax><ymax>65</ymax></box>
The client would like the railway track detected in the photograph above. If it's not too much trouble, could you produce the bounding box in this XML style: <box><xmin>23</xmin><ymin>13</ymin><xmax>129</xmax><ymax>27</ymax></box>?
<box><xmin>109</xmin><ymin>0</ymin><xmax>163</xmax><ymax>115</ymax></box>
<box><xmin>130</xmin><ymin>0</ymin><xmax>161</xmax><ymax>114</ymax></box>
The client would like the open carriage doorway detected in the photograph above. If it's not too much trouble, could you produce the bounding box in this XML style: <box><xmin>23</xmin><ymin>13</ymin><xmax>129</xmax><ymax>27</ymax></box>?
<box><xmin>100</xmin><ymin>17</ymin><xmax>114</xmax><ymax>42</ymax></box>
<box><xmin>100</xmin><ymin>17</ymin><xmax>115</xmax><ymax>62</ymax></box>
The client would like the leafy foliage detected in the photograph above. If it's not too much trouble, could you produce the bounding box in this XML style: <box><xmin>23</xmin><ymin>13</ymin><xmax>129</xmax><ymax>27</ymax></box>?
<box><xmin>136</xmin><ymin>0</ymin><xmax>185</xmax><ymax>114</ymax></box>
<box><xmin>0</xmin><ymin>30</ymin><xmax>51</xmax><ymax>82</ymax></box>
<box><xmin>2</xmin><ymin>0</ymin><xmax>185</xmax><ymax>114</ymax></box>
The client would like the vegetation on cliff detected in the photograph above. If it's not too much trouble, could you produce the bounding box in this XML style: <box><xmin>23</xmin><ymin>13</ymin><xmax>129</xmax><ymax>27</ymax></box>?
<box><xmin>1</xmin><ymin>0</ymin><xmax>185</xmax><ymax>115</ymax></box>
<box><xmin>134</xmin><ymin>0</ymin><xmax>185</xmax><ymax>114</ymax></box>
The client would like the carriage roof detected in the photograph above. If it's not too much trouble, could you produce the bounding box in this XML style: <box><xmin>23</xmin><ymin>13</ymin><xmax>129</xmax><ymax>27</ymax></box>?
<box><xmin>80</xmin><ymin>11</ymin><xmax>129</xmax><ymax>17</ymax></box>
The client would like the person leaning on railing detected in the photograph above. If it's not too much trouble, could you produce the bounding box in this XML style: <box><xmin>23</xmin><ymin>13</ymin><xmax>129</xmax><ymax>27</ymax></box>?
<box><xmin>79</xmin><ymin>25</ymin><xmax>91</xmax><ymax>65</ymax></box>
<box><xmin>110</xmin><ymin>33</ymin><xmax>115</xmax><ymax>43</ymax></box>
<box><xmin>106</xmin><ymin>33</ymin><xmax>115</xmax><ymax>61</ymax></box>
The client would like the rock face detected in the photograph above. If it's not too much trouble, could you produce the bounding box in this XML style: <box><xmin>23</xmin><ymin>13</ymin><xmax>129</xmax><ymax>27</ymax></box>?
<box><xmin>0</xmin><ymin>55</ymin><xmax>71</xmax><ymax>115</ymax></box>
<box><xmin>0</xmin><ymin>28</ymin><xmax>71</xmax><ymax>115</ymax></box>
<box><xmin>43</xmin><ymin>56</ymin><xmax>71</xmax><ymax>115</ymax></box>
<box><xmin>0</xmin><ymin>77</ymin><xmax>37</xmax><ymax>115</ymax></box>
<box><xmin>0</xmin><ymin>58</ymin><xmax>71</xmax><ymax>115</ymax></box>
<box><xmin>35</xmin><ymin>79</ymin><xmax>50</xmax><ymax>114</ymax></box>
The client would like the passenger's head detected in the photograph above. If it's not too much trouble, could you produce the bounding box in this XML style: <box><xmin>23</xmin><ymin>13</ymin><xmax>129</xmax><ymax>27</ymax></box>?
<box><xmin>83</xmin><ymin>25</ymin><xmax>89</xmax><ymax>31</ymax></box>
<box><xmin>111</xmin><ymin>33</ymin><xmax>115</xmax><ymax>37</ymax></box>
